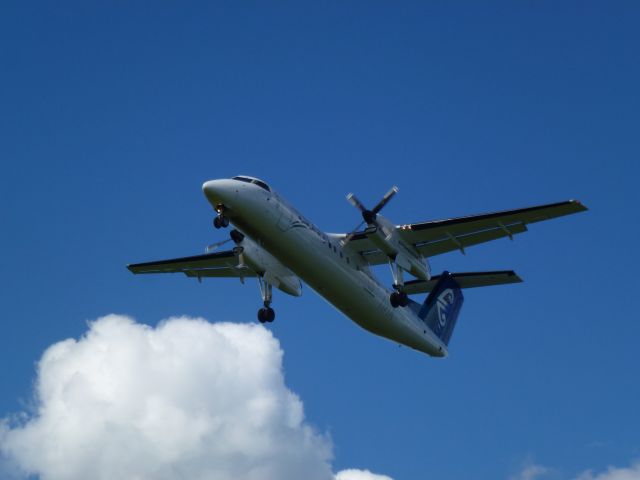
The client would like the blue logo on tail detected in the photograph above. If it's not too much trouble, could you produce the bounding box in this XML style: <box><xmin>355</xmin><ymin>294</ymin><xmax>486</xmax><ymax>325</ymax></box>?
<box><xmin>419</xmin><ymin>272</ymin><xmax>464</xmax><ymax>346</ymax></box>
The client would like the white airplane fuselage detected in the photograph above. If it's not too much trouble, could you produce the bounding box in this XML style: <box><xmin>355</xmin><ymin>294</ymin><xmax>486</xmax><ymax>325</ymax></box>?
<box><xmin>203</xmin><ymin>178</ymin><xmax>448</xmax><ymax>357</ymax></box>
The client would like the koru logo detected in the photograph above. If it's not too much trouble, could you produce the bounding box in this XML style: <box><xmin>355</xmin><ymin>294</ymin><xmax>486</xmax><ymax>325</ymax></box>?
<box><xmin>436</xmin><ymin>289</ymin><xmax>455</xmax><ymax>328</ymax></box>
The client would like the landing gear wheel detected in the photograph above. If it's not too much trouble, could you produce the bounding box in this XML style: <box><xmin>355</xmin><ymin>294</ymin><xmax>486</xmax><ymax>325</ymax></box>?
<box><xmin>390</xmin><ymin>291</ymin><xmax>409</xmax><ymax>308</ymax></box>
<box><xmin>213</xmin><ymin>213</ymin><xmax>229</xmax><ymax>229</ymax></box>
<box><xmin>390</xmin><ymin>292</ymin><xmax>400</xmax><ymax>308</ymax></box>
<box><xmin>266</xmin><ymin>307</ymin><xmax>275</xmax><ymax>322</ymax></box>
<box><xmin>398</xmin><ymin>291</ymin><xmax>409</xmax><ymax>307</ymax></box>
<box><xmin>258</xmin><ymin>307</ymin><xmax>276</xmax><ymax>323</ymax></box>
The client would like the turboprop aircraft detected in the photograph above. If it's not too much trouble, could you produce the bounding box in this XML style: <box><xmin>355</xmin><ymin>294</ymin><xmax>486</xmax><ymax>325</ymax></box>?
<box><xmin>127</xmin><ymin>176</ymin><xmax>587</xmax><ymax>357</ymax></box>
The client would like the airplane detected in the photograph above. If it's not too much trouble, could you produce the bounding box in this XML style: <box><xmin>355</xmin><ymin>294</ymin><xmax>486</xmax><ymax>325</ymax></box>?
<box><xmin>127</xmin><ymin>176</ymin><xmax>587</xmax><ymax>357</ymax></box>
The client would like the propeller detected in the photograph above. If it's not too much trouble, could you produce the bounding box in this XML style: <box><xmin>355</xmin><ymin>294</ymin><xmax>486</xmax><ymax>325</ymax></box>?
<box><xmin>205</xmin><ymin>238</ymin><xmax>232</xmax><ymax>253</ymax></box>
<box><xmin>342</xmin><ymin>186</ymin><xmax>398</xmax><ymax>245</ymax></box>
<box><xmin>205</xmin><ymin>229</ymin><xmax>245</xmax><ymax>253</ymax></box>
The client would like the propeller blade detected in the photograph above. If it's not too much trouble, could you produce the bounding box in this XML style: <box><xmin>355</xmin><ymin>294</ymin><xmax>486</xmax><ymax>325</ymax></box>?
<box><xmin>346</xmin><ymin>193</ymin><xmax>367</xmax><ymax>213</ymax></box>
<box><xmin>371</xmin><ymin>186</ymin><xmax>399</xmax><ymax>214</ymax></box>
<box><xmin>233</xmin><ymin>246</ymin><xmax>246</xmax><ymax>267</ymax></box>
<box><xmin>341</xmin><ymin>220</ymin><xmax>366</xmax><ymax>246</ymax></box>
<box><xmin>204</xmin><ymin>237</ymin><xmax>232</xmax><ymax>253</ymax></box>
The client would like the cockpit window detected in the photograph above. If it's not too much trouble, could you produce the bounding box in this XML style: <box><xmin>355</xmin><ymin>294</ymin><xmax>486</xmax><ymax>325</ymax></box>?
<box><xmin>231</xmin><ymin>176</ymin><xmax>271</xmax><ymax>192</ymax></box>
<box><xmin>253</xmin><ymin>180</ymin><xmax>270</xmax><ymax>192</ymax></box>
<box><xmin>232</xmin><ymin>176</ymin><xmax>253</xmax><ymax>184</ymax></box>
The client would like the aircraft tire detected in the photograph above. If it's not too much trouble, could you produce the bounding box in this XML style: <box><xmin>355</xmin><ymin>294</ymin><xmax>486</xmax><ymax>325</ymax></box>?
<box><xmin>221</xmin><ymin>216</ymin><xmax>229</xmax><ymax>228</ymax></box>
<box><xmin>399</xmin><ymin>292</ymin><xmax>409</xmax><ymax>307</ymax></box>
<box><xmin>213</xmin><ymin>216</ymin><xmax>222</xmax><ymax>229</ymax></box>
<box><xmin>266</xmin><ymin>307</ymin><xmax>275</xmax><ymax>322</ymax></box>
<box><xmin>389</xmin><ymin>292</ymin><xmax>400</xmax><ymax>308</ymax></box>
<box><xmin>257</xmin><ymin>308</ymin><xmax>267</xmax><ymax>323</ymax></box>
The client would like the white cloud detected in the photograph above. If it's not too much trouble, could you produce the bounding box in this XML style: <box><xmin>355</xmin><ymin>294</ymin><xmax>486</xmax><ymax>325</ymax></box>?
<box><xmin>0</xmin><ymin>314</ymin><xmax>393</xmax><ymax>480</ymax></box>
<box><xmin>510</xmin><ymin>462</ymin><xmax>640</xmax><ymax>480</ymax></box>
<box><xmin>510</xmin><ymin>464</ymin><xmax>551</xmax><ymax>480</ymax></box>
<box><xmin>335</xmin><ymin>468</ymin><xmax>394</xmax><ymax>480</ymax></box>
<box><xmin>575</xmin><ymin>463</ymin><xmax>640</xmax><ymax>480</ymax></box>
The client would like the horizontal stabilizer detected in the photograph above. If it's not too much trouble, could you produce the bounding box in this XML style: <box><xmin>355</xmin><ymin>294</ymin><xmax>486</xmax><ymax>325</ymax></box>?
<box><xmin>403</xmin><ymin>270</ymin><xmax>522</xmax><ymax>295</ymax></box>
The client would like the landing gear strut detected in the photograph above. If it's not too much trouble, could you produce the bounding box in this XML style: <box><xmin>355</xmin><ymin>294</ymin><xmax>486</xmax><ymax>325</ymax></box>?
<box><xmin>213</xmin><ymin>205</ymin><xmax>229</xmax><ymax>229</ymax></box>
<box><xmin>389</xmin><ymin>260</ymin><xmax>409</xmax><ymax>308</ymax></box>
<box><xmin>257</xmin><ymin>276</ymin><xmax>275</xmax><ymax>323</ymax></box>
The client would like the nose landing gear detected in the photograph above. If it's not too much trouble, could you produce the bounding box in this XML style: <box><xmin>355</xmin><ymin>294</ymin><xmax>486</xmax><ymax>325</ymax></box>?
<box><xmin>257</xmin><ymin>276</ymin><xmax>275</xmax><ymax>323</ymax></box>
<box><xmin>213</xmin><ymin>216</ymin><xmax>229</xmax><ymax>229</ymax></box>
<box><xmin>213</xmin><ymin>205</ymin><xmax>230</xmax><ymax>229</ymax></box>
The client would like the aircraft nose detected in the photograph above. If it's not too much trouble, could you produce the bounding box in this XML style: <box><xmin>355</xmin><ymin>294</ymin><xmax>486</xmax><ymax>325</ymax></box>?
<box><xmin>202</xmin><ymin>179</ymin><xmax>234</xmax><ymax>205</ymax></box>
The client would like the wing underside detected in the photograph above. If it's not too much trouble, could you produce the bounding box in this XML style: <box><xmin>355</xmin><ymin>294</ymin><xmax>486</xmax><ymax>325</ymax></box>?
<box><xmin>344</xmin><ymin>200</ymin><xmax>587</xmax><ymax>264</ymax></box>
<box><xmin>127</xmin><ymin>250</ymin><xmax>256</xmax><ymax>279</ymax></box>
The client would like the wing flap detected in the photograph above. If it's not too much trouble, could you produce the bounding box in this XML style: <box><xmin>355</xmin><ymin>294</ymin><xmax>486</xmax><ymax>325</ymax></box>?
<box><xmin>403</xmin><ymin>270</ymin><xmax>523</xmax><ymax>295</ymax></box>
<box><xmin>415</xmin><ymin>222</ymin><xmax>528</xmax><ymax>257</ymax></box>
<box><xmin>183</xmin><ymin>267</ymin><xmax>256</xmax><ymax>278</ymax></box>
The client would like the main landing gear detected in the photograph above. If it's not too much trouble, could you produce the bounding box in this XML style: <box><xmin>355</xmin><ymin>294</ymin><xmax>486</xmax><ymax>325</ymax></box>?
<box><xmin>258</xmin><ymin>304</ymin><xmax>275</xmax><ymax>323</ymax></box>
<box><xmin>389</xmin><ymin>260</ymin><xmax>409</xmax><ymax>308</ymax></box>
<box><xmin>213</xmin><ymin>205</ymin><xmax>229</xmax><ymax>229</ymax></box>
<box><xmin>257</xmin><ymin>276</ymin><xmax>275</xmax><ymax>323</ymax></box>
<box><xmin>390</xmin><ymin>291</ymin><xmax>409</xmax><ymax>308</ymax></box>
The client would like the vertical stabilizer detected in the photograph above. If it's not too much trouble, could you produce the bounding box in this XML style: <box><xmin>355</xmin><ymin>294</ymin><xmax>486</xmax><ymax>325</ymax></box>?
<box><xmin>418</xmin><ymin>271</ymin><xmax>464</xmax><ymax>346</ymax></box>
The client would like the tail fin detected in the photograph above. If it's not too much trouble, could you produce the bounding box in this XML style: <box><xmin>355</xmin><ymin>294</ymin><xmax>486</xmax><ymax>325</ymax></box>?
<box><xmin>418</xmin><ymin>271</ymin><xmax>464</xmax><ymax>346</ymax></box>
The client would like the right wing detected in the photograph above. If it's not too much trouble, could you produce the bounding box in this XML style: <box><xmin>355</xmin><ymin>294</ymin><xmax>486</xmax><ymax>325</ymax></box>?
<box><xmin>127</xmin><ymin>250</ymin><xmax>256</xmax><ymax>279</ymax></box>
<box><xmin>344</xmin><ymin>200</ymin><xmax>587</xmax><ymax>263</ymax></box>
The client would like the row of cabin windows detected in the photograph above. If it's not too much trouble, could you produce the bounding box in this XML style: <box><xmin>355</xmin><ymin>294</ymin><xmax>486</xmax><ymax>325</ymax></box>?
<box><xmin>328</xmin><ymin>241</ymin><xmax>350</xmax><ymax>264</ymax></box>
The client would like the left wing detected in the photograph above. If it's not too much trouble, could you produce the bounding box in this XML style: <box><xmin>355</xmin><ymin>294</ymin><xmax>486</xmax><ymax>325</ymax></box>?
<box><xmin>127</xmin><ymin>250</ymin><xmax>256</xmax><ymax>279</ymax></box>
<box><xmin>343</xmin><ymin>200</ymin><xmax>587</xmax><ymax>264</ymax></box>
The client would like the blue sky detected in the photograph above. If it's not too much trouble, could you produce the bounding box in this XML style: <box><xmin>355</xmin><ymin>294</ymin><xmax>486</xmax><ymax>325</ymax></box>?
<box><xmin>1</xmin><ymin>2</ymin><xmax>638</xmax><ymax>479</ymax></box>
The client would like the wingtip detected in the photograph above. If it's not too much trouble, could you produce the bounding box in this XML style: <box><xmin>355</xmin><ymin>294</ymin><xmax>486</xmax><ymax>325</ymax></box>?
<box><xmin>570</xmin><ymin>199</ymin><xmax>589</xmax><ymax>211</ymax></box>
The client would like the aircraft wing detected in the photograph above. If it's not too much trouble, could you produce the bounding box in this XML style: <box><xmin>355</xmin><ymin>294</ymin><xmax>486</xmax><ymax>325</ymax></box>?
<box><xmin>127</xmin><ymin>250</ymin><xmax>256</xmax><ymax>279</ymax></box>
<box><xmin>345</xmin><ymin>200</ymin><xmax>587</xmax><ymax>263</ymax></box>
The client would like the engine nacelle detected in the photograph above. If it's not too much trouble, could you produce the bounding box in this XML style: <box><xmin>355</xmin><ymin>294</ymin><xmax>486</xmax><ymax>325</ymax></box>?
<box><xmin>365</xmin><ymin>224</ymin><xmax>399</xmax><ymax>257</ymax></box>
<box><xmin>365</xmin><ymin>222</ymin><xmax>430</xmax><ymax>282</ymax></box>
<box><xmin>396</xmin><ymin>251</ymin><xmax>431</xmax><ymax>281</ymax></box>
<box><xmin>238</xmin><ymin>236</ymin><xmax>302</xmax><ymax>296</ymax></box>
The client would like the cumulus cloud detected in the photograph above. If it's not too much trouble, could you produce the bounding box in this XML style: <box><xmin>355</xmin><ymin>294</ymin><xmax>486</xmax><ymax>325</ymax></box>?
<box><xmin>510</xmin><ymin>464</ymin><xmax>552</xmax><ymax>480</ymax></box>
<box><xmin>575</xmin><ymin>463</ymin><xmax>640</xmax><ymax>480</ymax></box>
<box><xmin>510</xmin><ymin>462</ymin><xmax>640</xmax><ymax>480</ymax></box>
<box><xmin>0</xmin><ymin>315</ymin><xmax>393</xmax><ymax>480</ymax></box>
<box><xmin>335</xmin><ymin>469</ymin><xmax>394</xmax><ymax>480</ymax></box>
